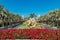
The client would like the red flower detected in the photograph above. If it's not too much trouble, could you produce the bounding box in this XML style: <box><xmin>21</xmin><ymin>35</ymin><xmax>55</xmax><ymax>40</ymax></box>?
<box><xmin>0</xmin><ymin>28</ymin><xmax>58</xmax><ymax>39</ymax></box>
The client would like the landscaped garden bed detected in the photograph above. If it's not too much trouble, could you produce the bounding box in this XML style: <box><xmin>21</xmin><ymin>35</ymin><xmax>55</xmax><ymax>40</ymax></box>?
<box><xmin>0</xmin><ymin>28</ymin><xmax>59</xmax><ymax>40</ymax></box>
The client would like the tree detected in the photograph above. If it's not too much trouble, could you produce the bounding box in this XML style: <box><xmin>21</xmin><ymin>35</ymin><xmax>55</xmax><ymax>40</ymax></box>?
<box><xmin>28</xmin><ymin>13</ymin><xmax>36</xmax><ymax>18</ymax></box>
<box><xmin>0</xmin><ymin>4</ymin><xmax>3</xmax><ymax>11</ymax></box>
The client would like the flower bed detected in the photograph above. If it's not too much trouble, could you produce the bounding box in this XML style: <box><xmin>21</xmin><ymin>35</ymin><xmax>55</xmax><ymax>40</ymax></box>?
<box><xmin>0</xmin><ymin>28</ymin><xmax>59</xmax><ymax>40</ymax></box>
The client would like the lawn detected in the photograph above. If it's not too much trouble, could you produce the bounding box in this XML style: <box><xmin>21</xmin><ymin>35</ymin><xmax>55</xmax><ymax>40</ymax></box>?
<box><xmin>18</xmin><ymin>24</ymin><xmax>30</xmax><ymax>29</ymax></box>
<box><xmin>17</xmin><ymin>24</ymin><xmax>44</xmax><ymax>29</ymax></box>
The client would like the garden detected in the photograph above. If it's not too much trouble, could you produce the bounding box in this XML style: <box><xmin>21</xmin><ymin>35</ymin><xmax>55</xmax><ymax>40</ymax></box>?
<box><xmin>0</xmin><ymin>28</ymin><xmax>59</xmax><ymax>40</ymax></box>
<box><xmin>0</xmin><ymin>5</ymin><xmax>60</xmax><ymax>40</ymax></box>
<box><xmin>0</xmin><ymin>18</ymin><xmax>59</xmax><ymax>40</ymax></box>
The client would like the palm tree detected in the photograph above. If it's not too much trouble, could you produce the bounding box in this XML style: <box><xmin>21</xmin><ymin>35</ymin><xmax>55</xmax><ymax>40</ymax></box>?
<box><xmin>0</xmin><ymin>4</ymin><xmax>4</xmax><ymax>27</ymax></box>
<box><xmin>28</xmin><ymin>13</ymin><xmax>36</xmax><ymax>18</ymax></box>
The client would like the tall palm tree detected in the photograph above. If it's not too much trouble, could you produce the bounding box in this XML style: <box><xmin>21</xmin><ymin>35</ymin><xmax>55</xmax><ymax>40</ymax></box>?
<box><xmin>28</xmin><ymin>13</ymin><xmax>36</xmax><ymax>18</ymax></box>
<box><xmin>0</xmin><ymin>4</ymin><xmax>4</xmax><ymax>27</ymax></box>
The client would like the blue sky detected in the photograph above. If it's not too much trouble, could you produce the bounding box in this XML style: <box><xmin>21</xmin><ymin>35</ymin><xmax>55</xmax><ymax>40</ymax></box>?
<box><xmin>0</xmin><ymin>0</ymin><xmax>60</xmax><ymax>17</ymax></box>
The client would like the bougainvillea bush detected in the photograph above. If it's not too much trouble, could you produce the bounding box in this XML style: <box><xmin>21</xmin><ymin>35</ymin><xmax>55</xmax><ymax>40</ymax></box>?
<box><xmin>0</xmin><ymin>28</ymin><xmax>59</xmax><ymax>40</ymax></box>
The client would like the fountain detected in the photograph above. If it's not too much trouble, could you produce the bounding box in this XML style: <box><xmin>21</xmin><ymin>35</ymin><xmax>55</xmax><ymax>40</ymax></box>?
<box><xmin>23</xmin><ymin>18</ymin><xmax>44</xmax><ymax>28</ymax></box>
